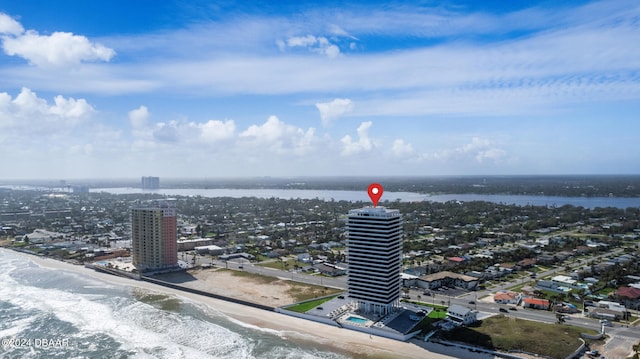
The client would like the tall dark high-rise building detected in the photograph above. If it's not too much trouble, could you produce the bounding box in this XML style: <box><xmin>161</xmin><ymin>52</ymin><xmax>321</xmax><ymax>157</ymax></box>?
<box><xmin>141</xmin><ymin>176</ymin><xmax>160</xmax><ymax>190</ymax></box>
<box><xmin>131</xmin><ymin>199</ymin><xmax>177</xmax><ymax>272</ymax></box>
<box><xmin>346</xmin><ymin>207</ymin><xmax>403</xmax><ymax>315</ymax></box>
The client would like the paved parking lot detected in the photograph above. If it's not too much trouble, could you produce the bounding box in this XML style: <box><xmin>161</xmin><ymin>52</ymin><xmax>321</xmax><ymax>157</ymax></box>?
<box><xmin>405</xmin><ymin>287</ymin><xmax>471</xmax><ymax>304</ymax></box>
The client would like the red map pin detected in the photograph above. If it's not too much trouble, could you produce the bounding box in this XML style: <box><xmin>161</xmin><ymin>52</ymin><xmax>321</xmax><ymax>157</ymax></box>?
<box><xmin>367</xmin><ymin>183</ymin><xmax>384</xmax><ymax>207</ymax></box>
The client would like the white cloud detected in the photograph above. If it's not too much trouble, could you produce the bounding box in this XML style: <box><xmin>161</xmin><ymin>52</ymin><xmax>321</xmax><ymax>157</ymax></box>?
<box><xmin>0</xmin><ymin>87</ymin><xmax>94</xmax><ymax>131</ymax></box>
<box><xmin>422</xmin><ymin>137</ymin><xmax>508</xmax><ymax>165</ymax></box>
<box><xmin>280</xmin><ymin>34</ymin><xmax>341</xmax><ymax>58</ymax></box>
<box><xmin>315</xmin><ymin>98</ymin><xmax>353</xmax><ymax>127</ymax></box>
<box><xmin>341</xmin><ymin>121</ymin><xmax>374</xmax><ymax>156</ymax></box>
<box><xmin>50</xmin><ymin>95</ymin><xmax>95</xmax><ymax>118</ymax></box>
<box><xmin>128</xmin><ymin>106</ymin><xmax>150</xmax><ymax>129</ymax></box>
<box><xmin>3</xmin><ymin>30</ymin><xmax>116</xmax><ymax>67</ymax></box>
<box><xmin>476</xmin><ymin>148</ymin><xmax>507</xmax><ymax>163</ymax></box>
<box><xmin>128</xmin><ymin>106</ymin><xmax>235</xmax><ymax>145</ymax></box>
<box><xmin>0</xmin><ymin>13</ymin><xmax>23</xmax><ymax>35</ymax></box>
<box><xmin>0</xmin><ymin>88</ymin><xmax>97</xmax><ymax>154</ymax></box>
<box><xmin>240</xmin><ymin>115</ymin><xmax>316</xmax><ymax>154</ymax></box>
<box><xmin>152</xmin><ymin>121</ymin><xmax>182</xmax><ymax>142</ymax></box>
<box><xmin>287</xmin><ymin>35</ymin><xmax>318</xmax><ymax>47</ymax></box>
<box><xmin>328</xmin><ymin>24</ymin><xmax>357</xmax><ymax>40</ymax></box>
<box><xmin>391</xmin><ymin>139</ymin><xmax>414</xmax><ymax>157</ymax></box>
<box><xmin>200</xmin><ymin>119</ymin><xmax>236</xmax><ymax>142</ymax></box>
<box><xmin>0</xmin><ymin>13</ymin><xmax>115</xmax><ymax>67</ymax></box>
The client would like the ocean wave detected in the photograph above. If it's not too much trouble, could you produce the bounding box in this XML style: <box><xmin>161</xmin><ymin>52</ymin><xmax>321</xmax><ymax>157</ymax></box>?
<box><xmin>0</xmin><ymin>250</ymin><xmax>347</xmax><ymax>359</ymax></box>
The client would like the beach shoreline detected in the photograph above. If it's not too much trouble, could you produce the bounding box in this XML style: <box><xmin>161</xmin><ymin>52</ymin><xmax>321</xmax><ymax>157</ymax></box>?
<box><xmin>2</xmin><ymin>248</ymin><xmax>501</xmax><ymax>359</ymax></box>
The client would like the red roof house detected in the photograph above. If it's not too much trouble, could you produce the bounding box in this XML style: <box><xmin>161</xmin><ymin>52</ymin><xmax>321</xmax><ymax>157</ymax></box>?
<box><xmin>523</xmin><ymin>298</ymin><xmax>550</xmax><ymax>310</ymax></box>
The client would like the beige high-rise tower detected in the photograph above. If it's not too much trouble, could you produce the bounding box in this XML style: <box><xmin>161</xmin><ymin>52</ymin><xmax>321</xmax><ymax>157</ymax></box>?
<box><xmin>131</xmin><ymin>199</ymin><xmax>177</xmax><ymax>272</ymax></box>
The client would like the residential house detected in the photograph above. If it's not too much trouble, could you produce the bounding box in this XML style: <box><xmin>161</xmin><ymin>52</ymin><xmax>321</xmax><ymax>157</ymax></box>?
<box><xmin>446</xmin><ymin>304</ymin><xmax>478</xmax><ymax>326</ymax></box>
<box><xmin>401</xmin><ymin>273</ymin><xmax>419</xmax><ymax>287</ymax></box>
<box><xmin>417</xmin><ymin>271</ymin><xmax>479</xmax><ymax>290</ymax></box>
<box><xmin>592</xmin><ymin>301</ymin><xmax>628</xmax><ymax>320</ymax></box>
<box><xmin>297</xmin><ymin>253</ymin><xmax>312</xmax><ymax>263</ymax></box>
<box><xmin>536</xmin><ymin>253</ymin><xmax>556</xmax><ymax>265</ymax></box>
<box><xmin>494</xmin><ymin>291</ymin><xmax>522</xmax><ymax>305</ymax></box>
<box><xmin>315</xmin><ymin>262</ymin><xmax>346</xmax><ymax>277</ymax></box>
<box><xmin>589</xmin><ymin>308</ymin><xmax>624</xmax><ymax>320</ymax></box>
<box><xmin>516</xmin><ymin>258</ymin><xmax>536</xmax><ymax>270</ymax></box>
<box><xmin>448</xmin><ymin>256</ymin><xmax>467</xmax><ymax>265</ymax></box>
<box><xmin>523</xmin><ymin>298</ymin><xmax>550</xmax><ymax>310</ymax></box>
<box><xmin>497</xmin><ymin>263</ymin><xmax>516</xmax><ymax>273</ymax></box>
<box><xmin>615</xmin><ymin>287</ymin><xmax>640</xmax><ymax>310</ymax></box>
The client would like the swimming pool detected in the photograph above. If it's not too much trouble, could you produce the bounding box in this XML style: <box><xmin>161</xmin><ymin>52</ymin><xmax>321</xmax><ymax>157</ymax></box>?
<box><xmin>346</xmin><ymin>316</ymin><xmax>367</xmax><ymax>324</ymax></box>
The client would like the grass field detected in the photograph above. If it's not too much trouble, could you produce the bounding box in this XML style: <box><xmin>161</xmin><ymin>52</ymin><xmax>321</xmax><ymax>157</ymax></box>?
<box><xmin>285</xmin><ymin>295</ymin><xmax>340</xmax><ymax>313</ymax></box>
<box><xmin>286</xmin><ymin>283</ymin><xmax>342</xmax><ymax>302</ymax></box>
<box><xmin>428</xmin><ymin>308</ymin><xmax>448</xmax><ymax>319</ymax></box>
<box><xmin>440</xmin><ymin>315</ymin><xmax>598</xmax><ymax>359</ymax></box>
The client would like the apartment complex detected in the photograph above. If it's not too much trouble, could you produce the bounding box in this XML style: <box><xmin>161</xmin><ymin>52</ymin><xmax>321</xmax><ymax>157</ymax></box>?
<box><xmin>141</xmin><ymin>176</ymin><xmax>160</xmax><ymax>190</ymax></box>
<box><xmin>131</xmin><ymin>199</ymin><xmax>177</xmax><ymax>272</ymax></box>
<box><xmin>346</xmin><ymin>207</ymin><xmax>403</xmax><ymax>315</ymax></box>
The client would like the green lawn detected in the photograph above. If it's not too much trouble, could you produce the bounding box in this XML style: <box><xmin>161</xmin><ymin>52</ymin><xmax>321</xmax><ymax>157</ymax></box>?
<box><xmin>440</xmin><ymin>315</ymin><xmax>598</xmax><ymax>359</ymax></box>
<box><xmin>428</xmin><ymin>308</ymin><xmax>448</xmax><ymax>319</ymax></box>
<box><xmin>286</xmin><ymin>295</ymin><xmax>340</xmax><ymax>313</ymax></box>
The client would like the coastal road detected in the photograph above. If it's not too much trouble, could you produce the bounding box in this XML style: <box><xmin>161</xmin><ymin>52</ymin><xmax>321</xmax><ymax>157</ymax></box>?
<box><xmin>604</xmin><ymin>325</ymin><xmax>640</xmax><ymax>358</ymax></box>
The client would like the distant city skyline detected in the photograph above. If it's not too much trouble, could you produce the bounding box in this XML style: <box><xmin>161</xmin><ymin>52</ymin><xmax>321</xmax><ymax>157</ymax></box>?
<box><xmin>1</xmin><ymin>0</ymin><xmax>639</xmax><ymax>179</ymax></box>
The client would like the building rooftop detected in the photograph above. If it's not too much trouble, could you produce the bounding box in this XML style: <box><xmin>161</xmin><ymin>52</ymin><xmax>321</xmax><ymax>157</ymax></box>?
<box><xmin>447</xmin><ymin>304</ymin><xmax>473</xmax><ymax>316</ymax></box>
<box><xmin>348</xmin><ymin>207</ymin><xmax>401</xmax><ymax>218</ymax></box>
<box><xmin>419</xmin><ymin>271</ymin><xmax>477</xmax><ymax>282</ymax></box>
<box><xmin>524</xmin><ymin>298</ymin><xmax>549</xmax><ymax>306</ymax></box>
<box><xmin>617</xmin><ymin>286</ymin><xmax>640</xmax><ymax>299</ymax></box>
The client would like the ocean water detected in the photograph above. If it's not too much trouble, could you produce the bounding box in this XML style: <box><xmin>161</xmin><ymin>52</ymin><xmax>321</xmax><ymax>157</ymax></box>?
<box><xmin>0</xmin><ymin>250</ymin><xmax>350</xmax><ymax>359</ymax></box>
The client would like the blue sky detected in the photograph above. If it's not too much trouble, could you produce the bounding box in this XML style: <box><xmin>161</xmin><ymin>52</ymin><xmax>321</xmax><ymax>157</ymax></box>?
<box><xmin>0</xmin><ymin>0</ymin><xmax>639</xmax><ymax>179</ymax></box>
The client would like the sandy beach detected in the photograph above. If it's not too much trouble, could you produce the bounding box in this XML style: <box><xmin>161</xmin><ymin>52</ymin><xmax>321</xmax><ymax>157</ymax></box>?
<box><xmin>5</xmin><ymin>249</ymin><xmax>503</xmax><ymax>359</ymax></box>
<box><xmin>156</xmin><ymin>268</ymin><xmax>328</xmax><ymax>308</ymax></box>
